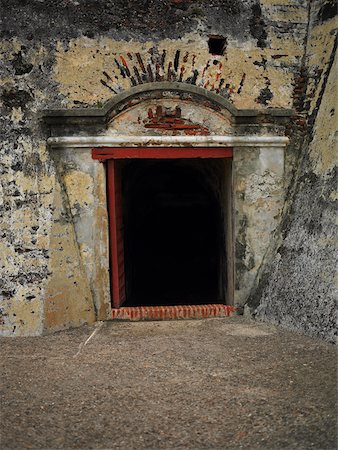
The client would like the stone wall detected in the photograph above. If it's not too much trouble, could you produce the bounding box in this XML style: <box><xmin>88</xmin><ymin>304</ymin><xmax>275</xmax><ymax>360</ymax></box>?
<box><xmin>0</xmin><ymin>0</ymin><xmax>336</xmax><ymax>339</ymax></box>
<box><xmin>234</xmin><ymin>145</ymin><xmax>285</xmax><ymax>305</ymax></box>
<box><xmin>247</xmin><ymin>0</ymin><xmax>337</xmax><ymax>342</ymax></box>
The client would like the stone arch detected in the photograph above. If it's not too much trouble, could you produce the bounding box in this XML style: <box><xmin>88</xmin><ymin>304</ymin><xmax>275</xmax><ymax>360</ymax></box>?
<box><xmin>44</xmin><ymin>81</ymin><xmax>293</xmax><ymax>133</ymax></box>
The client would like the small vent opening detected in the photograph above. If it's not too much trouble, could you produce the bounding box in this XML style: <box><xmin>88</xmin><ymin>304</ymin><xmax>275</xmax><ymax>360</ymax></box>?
<box><xmin>208</xmin><ymin>35</ymin><xmax>227</xmax><ymax>55</ymax></box>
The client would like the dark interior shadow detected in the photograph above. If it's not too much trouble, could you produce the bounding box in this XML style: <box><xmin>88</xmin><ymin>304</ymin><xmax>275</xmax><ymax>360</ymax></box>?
<box><xmin>122</xmin><ymin>159</ymin><xmax>224</xmax><ymax>306</ymax></box>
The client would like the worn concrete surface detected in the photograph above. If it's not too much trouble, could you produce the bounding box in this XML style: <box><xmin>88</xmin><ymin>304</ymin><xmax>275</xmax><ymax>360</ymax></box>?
<box><xmin>0</xmin><ymin>317</ymin><xmax>336</xmax><ymax>450</ymax></box>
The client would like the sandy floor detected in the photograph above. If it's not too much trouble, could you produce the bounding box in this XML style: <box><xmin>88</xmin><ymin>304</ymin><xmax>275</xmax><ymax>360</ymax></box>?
<box><xmin>1</xmin><ymin>317</ymin><xmax>336</xmax><ymax>449</ymax></box>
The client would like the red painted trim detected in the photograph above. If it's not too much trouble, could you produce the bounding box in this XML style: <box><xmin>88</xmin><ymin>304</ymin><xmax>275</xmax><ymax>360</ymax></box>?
<box><xmin>92</xmin><ymin>147</ymin><xmax>233</xmax><ymax>160</ymax></box>
<box><xmin>107</xmin><ymin>160</ymin><xmax>126</xmax><ymax>308</ymax></box>
<box><xmin>111</xmin><ymin>304</ymin><xmax>236</xmax><ymax>321</ymax></box>
<box><xmin>107</xmin><ymin>161</ymin><xmax>119</xmax><ymax>307</ymax></box>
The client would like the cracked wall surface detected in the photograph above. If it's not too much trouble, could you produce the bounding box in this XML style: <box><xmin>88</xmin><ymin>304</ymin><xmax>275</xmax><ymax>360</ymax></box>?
<box><xmin>247</xmin><ymin>0</ymin><xmax>337</xmax><ymax>342</ymax></box>
<box><xmin>0</xmin><ymin>0</ymin><xmax>336</xmax><ymax>339</ymax></box>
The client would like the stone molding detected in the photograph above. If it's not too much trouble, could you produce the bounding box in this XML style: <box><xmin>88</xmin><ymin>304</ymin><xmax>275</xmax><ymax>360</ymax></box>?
<box><xmin>42</xmin><ymin>82</ymin><xmax>294</xmax><ymax>124</ymax></box>
<box><xmin>47</xmin><ymin>135</ymin><xmax>289</xmax><ymax>149</ymax></box>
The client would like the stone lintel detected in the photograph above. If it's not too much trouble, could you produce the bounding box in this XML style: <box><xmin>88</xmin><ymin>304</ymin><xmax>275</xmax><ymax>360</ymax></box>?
<box><xmin>47</xmin><ymin>135</ymin><xmax>289</xmax><ymax>149</ymax></box>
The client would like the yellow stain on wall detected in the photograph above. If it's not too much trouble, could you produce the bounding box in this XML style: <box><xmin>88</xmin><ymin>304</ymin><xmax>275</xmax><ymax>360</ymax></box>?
<box><xmin>44</xmin><ymin>180</ymin><xmax>95</xmax><ymax>333</ymax></box>
<box><xmin>309</xmin><ymin>54</ymin><xmax>337</xmax><ymax>176</ymax></box>
<box><xmin>54</xmin><ymin>31</ymin><xmax>302</xmax><ymax>109</ymax></box>
<box><xmin>63</xmin><ymin>170</ymin><xmax>94</xmax><ymax>210</ymax></box>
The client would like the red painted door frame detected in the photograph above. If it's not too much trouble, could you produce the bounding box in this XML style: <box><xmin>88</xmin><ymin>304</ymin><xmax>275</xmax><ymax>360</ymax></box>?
<box><xmin>92</xmin><ymin>147</ymin><xmax>233</xmax><ymax>308</ymax></box>
<box><xmin>106</xmin><ymin>160</ymin><xmax>126</xmax><ymax>307</ymax></box>
<box><xmin>92</xmin><ymin>147</ymin><xmax>233</xmax><ymax>161</ymax></box>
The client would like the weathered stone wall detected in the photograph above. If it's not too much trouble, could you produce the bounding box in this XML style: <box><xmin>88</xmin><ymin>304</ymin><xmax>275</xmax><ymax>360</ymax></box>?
<box><xmin>248</xmin><ymin>0</ymin><xmax>337</xmax><ymax>342</ymax></box>
<box><xmin>1</xmin><ymin>0</ymin><xmax>335</xmax><ymax>338</ymax></box>
<box><xmin>234</xmin><ymin>146</ymin><xmax>285</xmax><ymax>305</ymax></box>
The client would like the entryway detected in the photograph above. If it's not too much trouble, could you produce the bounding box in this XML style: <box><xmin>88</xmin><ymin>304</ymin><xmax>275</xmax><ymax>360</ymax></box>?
<box><xmin>45</xmin><ymin>83</ymin><xmax>290</xmax><ymax>330</ymax></box>
<box><xmin>124</xmin><ymin>159</ymin><xmax>221</xmax><ymax>306</ymax></box>
<box><xmin>92</xmin><ymin>147</ymin><xmax>233</xmax><ymax>310</ymax></box>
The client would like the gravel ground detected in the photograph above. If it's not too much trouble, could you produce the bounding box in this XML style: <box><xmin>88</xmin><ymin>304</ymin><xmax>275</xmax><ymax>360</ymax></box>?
<box><xmin>0</xmin><ymin>317</ymin><xmax>336</xmax><ymax>450</ymax></box>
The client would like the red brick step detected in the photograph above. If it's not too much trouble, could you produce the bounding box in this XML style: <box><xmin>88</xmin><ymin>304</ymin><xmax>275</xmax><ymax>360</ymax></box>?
<box><xmin>111</xmin><ymin>304</ymin><xmax>235</xmax><ymax>321</ymax></box>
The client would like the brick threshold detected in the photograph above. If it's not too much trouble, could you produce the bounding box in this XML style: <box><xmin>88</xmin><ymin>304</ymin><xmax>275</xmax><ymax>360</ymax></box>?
<box><xmin>111</xmin><ymin>304</ymin><xmax>235</xmax><ymax>321</ymax></box>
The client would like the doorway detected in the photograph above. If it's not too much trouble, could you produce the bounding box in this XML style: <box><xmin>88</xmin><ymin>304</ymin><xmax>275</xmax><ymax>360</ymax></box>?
<box><xmin>98</xmin><ymin>148</ymin><xmax>233</xmax><ymax>308</ymax></box>
<box><xmin>123</xmin><ymin>160</ymin><xmax>223</xmax><ymax>306</ymax></box>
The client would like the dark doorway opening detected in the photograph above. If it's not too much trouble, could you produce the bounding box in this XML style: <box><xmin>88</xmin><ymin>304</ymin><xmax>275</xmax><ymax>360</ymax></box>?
<box><xmin>122</xmin><ymin>159</ymin><xmax>227</xmax><ymax>307</ymax></box>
